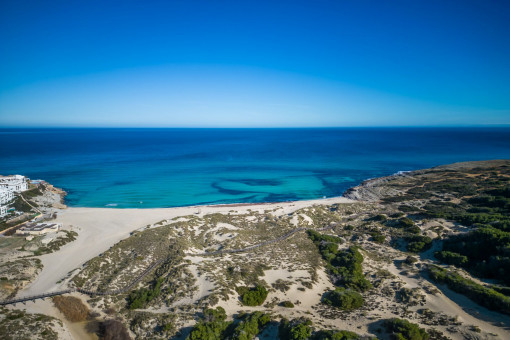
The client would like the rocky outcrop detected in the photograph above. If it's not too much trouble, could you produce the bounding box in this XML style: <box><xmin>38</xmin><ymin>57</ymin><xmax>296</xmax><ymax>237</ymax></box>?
<box><xmin>343</xmin><ymin>172</ymin><xmax>416</xmax><ymax>202</ymax></box>
<box><xmin>30</xmin><ymin>183</ymin><xmax>67</xmax><ymax>212</ymax></box>
<box><xmin>343</xmin><ymin>160</ymin><xmax>510</xmax><ymax>202</ymax></box>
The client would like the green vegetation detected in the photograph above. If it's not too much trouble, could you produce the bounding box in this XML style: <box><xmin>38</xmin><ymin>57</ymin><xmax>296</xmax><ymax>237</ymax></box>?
<box><xmin>322</xmin><ymin>288</ymin><xmax>364</xmax><ymax>310</ymax></box>
<box><xmin>370</xmin><ymin>231</ymin><xmax>385</xmax><ymax>244</ymax></box>
<box><xmin>404</xmin><ymin>235</ymin><xmax>432</xmax><ymax>253</ymax></box>
<box><xmin>308</xmin><ymin>230</ymin><xmax>371</xmax><ymax>292</ymax></box>
<box><xmin>398</xmin><ymin>217</ymin><xmax>415</xmax><ymax>229</ymax></box>
<box><xmin>187</xmin><ymin>308</ymin><xmax>270</xmax><ymax>340</ymax></box>
<box><xmin>0</xmin><ymin>307</ymin><xmax>60</xmax><ymax>340</ymax></box>
<box><xmin>128</xmin><ymin>277</ymin><xmax>164</xmax><ymax>309</ymax></box>
<box><xmin>187</xmin><ymin>307</ymin><xmax>231</xmax><ymax>340</ymax></box>
<box><xmin>236</xmin><ymin>284</ymin><xmax>268</xmax><ymax>306</ymax></box>
<box><xmin>371</xmin><ymin>214</ymin><xmax>387</xmax><ymax>222</ymax></box>
<box><xmin>440</xmin><ymin>226</ymin><xmax>510</xmax><ymax>285</ymax></box>
<box><xmin>307</xmin><ymin>230</ymin><xmax>343</xmax><ymax>244</ymax></box>
<box><xmin>11</xmin><ymin>196</ymin><xmax>35</xmax><ymax>213</ymax></box>
<box><xmin>279</xmin><ymin>318</ymin><xmax>313</xmax><ymax>340</ymax></box>
<box><xmin>428</xmin><ymin>265</ymin><xmax>510</xmax><ymax>314</ymax></box>
<box><xmin>434</xmin><ymin>251</ymin><xmax>468</xmax><ymax>267</ymax></box>
<box><xmin>279</xmin><ymin>318</ymin><xmax>361</xmax><ymax>340</ymax></box>
<box><xmin>35</xmin><ymin>230</ymin><xmax>78</xmax><ymax>255</ymax></box>
<box><xmin>408</xmin><ymin>171</ymin><xmax>510</xmax><ymax>285</ymax></box>
<box><xmin>405</xmin><ymin>256</ymin><xmax>418</xmax><ymax>265</ymax></box>
<box><xmin>313</xmin><ymin>330</ymin><xmax>360</xmax><ymax>340</ymax></box>
<box><xmin>230</xmin><ymin>311</ymin><xmax>271</xmax><ymax>340</ymax></box>
<box><xmin>280</xmin><ymin>300</ymin><xmax>295</xmax><ymax>308</ymax></box>
<box><xmin>330</xmin><ymin>246</ymin><xmax>372</xmax><ymax>292</ymax></box>
<box><xmin>384</xmin><ymin>318</ymin><xmax>429</xmax><ymax>340</ymax></box>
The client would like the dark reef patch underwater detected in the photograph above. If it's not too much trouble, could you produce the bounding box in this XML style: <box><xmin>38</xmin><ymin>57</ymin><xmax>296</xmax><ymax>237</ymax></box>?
<box><xmin>1</xmin><ymin>127</ymin><xmax>509</xmax><ymax>208</ymax></box>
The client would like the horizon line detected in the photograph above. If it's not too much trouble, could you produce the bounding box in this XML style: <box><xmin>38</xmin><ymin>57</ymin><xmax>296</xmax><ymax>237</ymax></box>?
<box><xmin>1</xmin><ymin>124</ymin><xmax>510</xmax><ymax>129</ymax></box>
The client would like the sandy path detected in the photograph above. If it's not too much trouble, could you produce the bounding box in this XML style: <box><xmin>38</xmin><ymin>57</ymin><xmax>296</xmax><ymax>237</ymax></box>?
<box><xmin>387</xmin><ymin>260</ymin><xmax>510</xmax><ymax>339</ymax></box>
<box><xmin>20</xmin><ymin>196</ymin><xmax>353</xmax><ymax>297</ymax></box>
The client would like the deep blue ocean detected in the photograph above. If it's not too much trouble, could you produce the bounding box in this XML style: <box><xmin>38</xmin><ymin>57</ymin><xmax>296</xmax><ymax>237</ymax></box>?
<box><xmin>1</xmin><ymin>128</ymin><xmax>509</xmax><ymax>208</ymax></box>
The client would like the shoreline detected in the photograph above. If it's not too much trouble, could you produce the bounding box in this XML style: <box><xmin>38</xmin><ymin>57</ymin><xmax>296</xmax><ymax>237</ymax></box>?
<box><xmin>63</xmin><ymin>195</ymin><xmax>351</xmax><ymax>210</ymax></box>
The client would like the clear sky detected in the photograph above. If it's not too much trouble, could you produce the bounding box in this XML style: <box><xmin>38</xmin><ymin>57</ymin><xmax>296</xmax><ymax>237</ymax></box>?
<box><xmin>0</xmin><ymin>0</ymin><xmax>509</xmax><ymax>127</ymax></box>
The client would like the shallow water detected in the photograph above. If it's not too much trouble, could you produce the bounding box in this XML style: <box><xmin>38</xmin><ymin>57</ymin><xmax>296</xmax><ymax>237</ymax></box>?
<box><xmin>1</xmin><ymin>127</ymin><xmax>509</xmax><ymax>208</ymax></box>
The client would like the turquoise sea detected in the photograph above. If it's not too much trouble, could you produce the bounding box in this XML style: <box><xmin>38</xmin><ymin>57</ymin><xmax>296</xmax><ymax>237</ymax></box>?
<box><xmin>1</xmin><ymin>128</ymin><xmax>509</xmax><ymax>208</ymax></box>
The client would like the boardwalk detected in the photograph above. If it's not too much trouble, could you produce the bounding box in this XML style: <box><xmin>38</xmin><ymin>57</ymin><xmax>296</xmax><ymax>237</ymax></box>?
<box><xmin>0</xmin><ymin>258</ymin><xmax>166</xmax><ymax>306</ymax></box>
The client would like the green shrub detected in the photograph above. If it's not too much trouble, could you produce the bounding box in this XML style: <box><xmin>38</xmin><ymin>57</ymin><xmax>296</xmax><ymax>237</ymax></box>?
<box><xmin>322</xmin><ymin>288</ymin><xmax>363</xmax><ymax>310</ymax></box>
<box><xmin>307</xmin><ymin>230</ymin><xmax>343</xmax><ymax>244</ymax></box>
<box><xmin>405</xmin><ymin>256</ymin><xmax>418</xmax><ymax>265</ymax></box>
<box><xmin>203</xmin><ymin>307</ymin><xmax>226</xmax><ymax>322</ymax></box>
<box><xmin>279</xmin><ymin>318</ymin><xmax>313</xmax><ymax>340</ymax></box>
<box><xmin>370</xmin><ymin>232</ymin><xmax>385</xmax><ymax>244</ymax></box>
<box><xmin>405</xmin><ymin>235</ymin><xmax>432</xmax><ymax>253</ymax></box>
<box><xmin>384</xmin><ymin>318</ymin><xmax>429</xmax><ymax>340</ymax></box>
<box><xmin>434</xmin><ymin>251</ymin><xmax>468</xmax><ymax>267</ymax></box>
<box><xmin>237</xmin><ymin>285</ymin><xmax>268</xmax><ymax>306</ymax></box>
<box><xmin>398</xmin><ymin>217</ymin><xmax>415</xmax><ymax>228</ymax></box>
<box><xmin>330</xmin><ymin>246</ymin><xmax>372</xmax><ymax>292</ymax></box>
<box><xmin>369</xmin><ymin>214</ymin><xmax>388</xmax><ymax>223</ymax></box>
<box><xmin>280</xmin><ymin>301</ymin><xmax>295</xmax><ymax>308</ymax></box>
<box><xmin>231</xmin><ymin>311</ymin><xmax>270</xmax><ymax>340</ymax></box>
<box><xmin>428</xmin><ymin>265</ymin><xmax>510</xmax><ymax>314</ymax></box>
<box><xmin>406</xmin><ymin>226</ymin><xmax>421</xmax><ymax>235</ymax></box>
<box><xmin>187</xmin><ymin>320</ymin><xmax>231</xmax><ymax>340</ymax></box>
<box><xmin>312</xmin><ymin>329</ymin><xmax>360</xmax><ymax>340</ymax></box>
<box><xmin>128</xmin><ymin>277</ymin><xmax>164</xmax><ymax>309</ymax></box>
<box><xmin>187</xmin><ymin>307</ymin><xmax>231</xmax><ymax>339</ymax></box>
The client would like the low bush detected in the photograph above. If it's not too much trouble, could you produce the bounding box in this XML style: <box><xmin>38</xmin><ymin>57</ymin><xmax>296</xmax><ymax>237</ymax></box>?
<box><xmin>428</xmin><ymin>265</ymin><xmax>510</xmax><ymax>315</ymax></box>
<box><xmin>398</xmin><ymin>217</ymin><xmax>415</xmax><ymax>228</ymax></box>
<box><xmin>128</xmin><ymin>277</ymin><xmax>164</xmax><ymax>309</ymax></box>
<box><xmin>405</xmin><ymin>256</ymin><xmax>418</xmax><ymax>265</ymax></box>
<box><xmin>52</xmin><ymin>296</ymin><xmax>89</xmax><ymax>322</ymax></box>
<box><xmin>280</xmin><ymin>301</ymin><xmax>295</xmax><ymax>308</ymax></box>
<box><xmin>322</xmin><ymin>288</ymin><xmax>363</xmax><ymax>310</ymax></box>
<box><xmin>237</xmin><ymin>285</ymin><xmax>268</xmax><ymax>306</ymax></box>
<box><xmin>330</xmin><ymin>247</ymin><xmax>372</xmax><ymax>292</ymax></box>
<box><xmin>99</xmin><ymin>319</ymin><xmax>132</xmax><ymax>340</ymax></box>
<box><xmin>434</xmin><ymin>251</ymin><xmax>468</xmax><ymax>267</ymax></box>
<box><xmin>231</xmin><ymin>311</ymin><xmax>270</xmax><ymax>340</ymax></box>
<box><xmin>188</xmin><ymin>309</ymin><xmax>270</xmax><ymax>340</ymax></box>
<box><xmin>370</xmin><ymin>232</ymin><xmax>385</xmax><ymax>244</ymax></box>
<box><xmin>384</xmin><ymin>318</ymin><xmax>429</xmax><ymax>340</ymax></box>
<box><xmin>404</xmin><ymin>235</ymin><xmax>432</xmax><ymax>253</ymax></box>
<box><xmin>312</xmin><ymin>329</ymin><xmax>360</xmax><ymax>340</ymax></box>
<box><xmin>279</xmin><ymin>318</ymin><xmax>313</xmax><ymax>340</ymax></box>
<box><xmin>307</xmin><ymin>230</ymin><xmax>343</xmax><ymax>244</ymax></box>
<box><xmin>187</xmin><ymin>307</ymin><xmax>232</xmax><ymax>340</ymax></box>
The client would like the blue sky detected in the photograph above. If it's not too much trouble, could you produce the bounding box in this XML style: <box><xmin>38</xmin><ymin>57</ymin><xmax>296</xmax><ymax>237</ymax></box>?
<box><xmin>0</xmin><ymin>0</ymin><xmax>509</xmax><ymax>127</ymax></box>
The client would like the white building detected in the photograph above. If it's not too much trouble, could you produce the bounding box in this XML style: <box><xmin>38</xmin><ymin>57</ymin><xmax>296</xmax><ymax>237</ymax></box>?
<box><xmin>0</xmin><ymin>175</ymin><xmax>28</xmax><ymax>192</ymax></box>
<box><xmin>0</xmin><ymin>205</ymin><xmax>7</xmax><ymax>217</ymax></box>
<box><xmin>0</xmin><ymin>189</ymin><xmax>14</xmax><ymax>205</ymax></box>
<box><xmin>16</xmin><ymin>222</ymin><xmax>62</xmax><ymax>236</ymax></box>
<box><xmin>0</xmin><ymin>175</ymin><xmax>28</xmax><ymax>217</ymax></box>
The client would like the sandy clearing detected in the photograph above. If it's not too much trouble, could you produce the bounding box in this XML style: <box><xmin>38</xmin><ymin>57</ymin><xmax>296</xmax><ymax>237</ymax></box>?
<box><xmin>9</xmin><ymin>295</ymin><xmax>94</xmax><ymax>340</ymax></box>
<box><xmin>385</xmin><ymin>259</ymin><xmax>510</xmax><ymax>339</ymax></box>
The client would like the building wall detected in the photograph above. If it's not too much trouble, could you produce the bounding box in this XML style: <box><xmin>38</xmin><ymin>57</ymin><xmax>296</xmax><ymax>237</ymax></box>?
<box><xmin>0</xmin><ymin>175</ymin><xmax>28</xmax><ymax>193</ymax></box>
<box><xmin>0</xmin><ymin>190</ymin><xmax>14</xmax><ymax>205</ymax></box>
